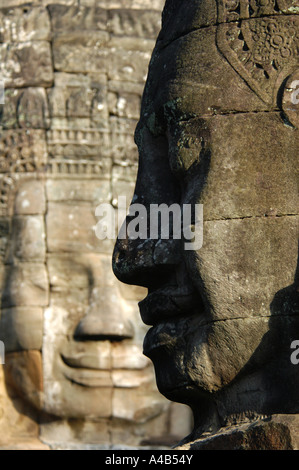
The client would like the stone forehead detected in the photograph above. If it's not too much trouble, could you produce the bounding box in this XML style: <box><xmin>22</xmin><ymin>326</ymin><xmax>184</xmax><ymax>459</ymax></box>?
<box><xmin>144</xmin><ymin>1</ymin><xmax>299</xmax><ymax>113</ymax></box>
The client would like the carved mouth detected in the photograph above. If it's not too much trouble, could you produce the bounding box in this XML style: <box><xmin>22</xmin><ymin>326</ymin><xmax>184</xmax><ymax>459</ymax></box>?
<box><xmin>59</xmin><ymin>342</ymin><xmax>150</xmax><ymax>387</ymax></box>
<box><xmin>143</xmin><ymin>313</ymin><xmax>200</xmax><ymax>356</ymax></box>
<box><xmin>140</xmin><ymin>284</ymin><xmax>206</xmax><ymax>357</ymax></box>
<box><xmin>59</xmin><ymin>352</ymin><xmax>111</xmax><ymax>387</ymax></box>
<box><xmin>138</xmin><ymin>285</ymin><xmax>202</xmax><ymax>326</ymax></box>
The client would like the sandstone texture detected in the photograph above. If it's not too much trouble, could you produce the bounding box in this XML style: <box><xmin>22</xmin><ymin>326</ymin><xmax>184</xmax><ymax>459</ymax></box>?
<box><xmin>0</xmin><ymin>0</ymin><xmax>193</xmax><ymax>450</ymax></box>
<box><xmin>112</xmin><ymin>0</ymin><xmax>299</xmax><ymax>450</ymax></box>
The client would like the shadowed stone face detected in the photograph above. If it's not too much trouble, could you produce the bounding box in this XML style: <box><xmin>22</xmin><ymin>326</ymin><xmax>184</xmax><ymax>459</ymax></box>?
<box><xmin>113</xmin><ymin>0</ymin><xmax>299</xmax><ymax>437</ymax></box>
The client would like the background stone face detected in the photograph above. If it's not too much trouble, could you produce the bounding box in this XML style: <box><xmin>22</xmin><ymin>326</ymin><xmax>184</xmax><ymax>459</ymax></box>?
<box><xmin>0</xmin><ymin>0</ymin><xmax>193</xmax><ymax>449</ymax></box>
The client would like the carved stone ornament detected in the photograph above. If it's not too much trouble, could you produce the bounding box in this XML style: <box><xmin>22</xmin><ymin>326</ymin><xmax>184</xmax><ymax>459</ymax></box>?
<box><xmin>216</xmin><ymin>0</ymin><xmax>299</xmax><ymax>104</ymax></box>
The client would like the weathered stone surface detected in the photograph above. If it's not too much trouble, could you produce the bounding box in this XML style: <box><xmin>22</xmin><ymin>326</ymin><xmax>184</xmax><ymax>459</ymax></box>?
<box><xmin>191</xmin><ymin>113</ymin><xmax>298</xmax><ymax>219</ymax></box>
<box><xmin>1</xmin><ymin>88</ymin><xmax>50</xmax><ymax>129</ymax></box>
<box><xmin>108</xmin><ymin>49</ymin><xmax>152</xmax><ymax>83</ymax></box>
<box><xmin>0</xmin><ymin>307</ymin><xmax>43</xmax><ymax>352</ymax></box>
<box><xmin>112</xmin><ymin>383</ymin><xmax>168</xmax><ymax>423</ymax></box>
<box><xmin>46</xmin><ymin>178</ymin><xmax>111</xmax><ymax>203</ymax></box>
<box><xmin>5</xmin><ymin>215</ymin><xmax>46</xmax><ymax>263</ymax></box>
<box><xmin>48</xmin><ymin>73</ymin><xmax>108</xmax><ymax>121</ymax></box>
<box><xmin>46</xmin><ymin>201</ymin><xmax>114</xmax><ymax>254</ymax></box>
<box><xmin>2</xmin><ymin>263</ymin><xmax>49</xmax><ymax>308</ymax></box>
<box><xmin>197</xmin><ymin>216</ymin><xmax>298</xmax><ymax>320</ymax></box>
<box><xmin>113</xmin><ymin>0</ymin><xmax>299</xmax><ymax>449</ymax></box>
<box><xmin>47</xmin><ymin>127</ymin><xmax>113</xmax><ymax>161</ymax></box>
<box><xmin>282</xmin><ymin>70</ymin><xmax>299</xmax><ymax>128</ymax></box>
<box><xmin>176</xmin><ymin>415</ymin><xmax>299</xmax><ymax>450</ymax></box>
<box><xmin>107</xmin><ymin>9</ymin><xmax>161</xmax><ymax>38</ymax></box>
<box><xmin>83</xmin><ymin>0</ymin><xmax>165</xmax><ymax>8</ymax></box>
<box><xmin>40</xmin><ymin>419</ymin><xmax>111</xmax><ymax>446</ymax></box>
<box><xmin>5</xmin><ymin>350</ymin><xmax>43</xmax><ymax>409</ymax></box>
<box><xmin>48</xmin><ymin>4</ymin><xmax>108</xmax><ymax>33</ymax></box>
<box><xmin>0</xmin><ymin>6</ymin><xmax>51</xmax><ymax>42</ymax></box>
<box><xmin>0</xmin><ymin>217</ymin><xmax>9</xmax><ymax>258</ymax></box>
<box><xmin>112</xmin><ymin>343</ymin><xmax>150</xmax><ymax>370</ymax></box>
<box><xmin>52</xmin><ymin>36</ymin><xmax>109</xmax><ymax>73</ymax></box>
<box><xmin>0</xmin><ymin>363</ymin><xmax>44</xmax><ymax>449</ymax></box>
<box><xmin>0</xmin><ymin>129</ymin><xmax>47</xmax><ymax>175</ymax></box>
<box><xmin>108</xmin><ymin>90</ymin><xmax>141</xmax><ymax>119</ymax></box>
<box><xmin>0</xmin><ymin>41</ymin><xmax>53</xmax><ymax>88</ymax></box>
<box><xmin>14</xmin><ymin>179</ymin><xmax>46</xmax><ymax>215</ymax></box>
<box><xmin>0</xmin><ymin>0</ymin><xmax>193</xmax><ymax>450</ymax></box>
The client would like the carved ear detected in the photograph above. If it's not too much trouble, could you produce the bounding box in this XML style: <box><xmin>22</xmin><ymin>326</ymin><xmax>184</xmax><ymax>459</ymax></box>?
<box><xmin>281</xmin><ymin>71</ymin><xmax>299</xmax><ymax>129</ymax></box>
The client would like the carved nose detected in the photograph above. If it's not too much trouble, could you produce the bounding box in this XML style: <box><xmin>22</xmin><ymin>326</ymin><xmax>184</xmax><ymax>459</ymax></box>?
<box><xmin>74</xmin><ymin>286</ymin><xmax>134</xmax><ymax>341</ymax></box>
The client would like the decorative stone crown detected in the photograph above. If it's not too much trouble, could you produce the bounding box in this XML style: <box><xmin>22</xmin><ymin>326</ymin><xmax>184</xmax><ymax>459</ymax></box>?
<box><xmin>217</xmin><ymin>0</ymin><xmax>299</xmax><ymax>104</ymax></box>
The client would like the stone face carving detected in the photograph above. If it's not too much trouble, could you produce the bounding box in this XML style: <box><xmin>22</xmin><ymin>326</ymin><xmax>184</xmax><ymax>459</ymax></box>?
<box><xmin>113</xmin><ymin>0</ymin><xmax>299</xmax><ymax>448</ymax></box>
<box><xmin>0</xmin><ymin>0</ymin><xmax>192</xmax><ymax>449</ymax></box>
<box><xmin>216</xmin><ymin>2</ymin><xmax>299</xmax><ymax>104</ymax></box>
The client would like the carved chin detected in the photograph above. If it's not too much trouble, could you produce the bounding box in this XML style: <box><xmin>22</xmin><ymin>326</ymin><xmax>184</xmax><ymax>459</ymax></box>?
<box><xmin>143</xmin><ymin>315</ymin><xmax>272</xmax><ymax>403</ymax></box>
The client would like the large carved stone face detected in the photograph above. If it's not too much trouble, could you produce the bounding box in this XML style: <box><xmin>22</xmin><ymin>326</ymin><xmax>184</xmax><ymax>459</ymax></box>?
<box><xmin>1</xmin><ymin>177</ymin><xmax>168</xmax><ymax>425</ymax></box>
<box><xmin>113</xmin><ymin>0</ymin><xmax>299</xmax><ymax>425</ymax></box>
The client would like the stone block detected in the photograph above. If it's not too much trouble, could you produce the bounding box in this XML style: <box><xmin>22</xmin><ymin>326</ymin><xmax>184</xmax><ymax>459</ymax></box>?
<box><xmin>108</xmin><ymin>49</ymin><xmax>151</xmax><ymax>83</ymax></box>
<box><xmin>189</xmin><ymin>113</ymin><xmax>299</xmax><ymax>219</ymax></box>
<box><xmin>48</xmin><ymin>73</ymin><xmax>108</xmax><ymax>122</ymax></box>
<box><xmin>148</xmin><ymin>26</ymin><xmax>271</xmax><ymax>118</ymax></box>
<box><xmin>47</xmin><ymin>121</ymin><xmax>113</xmax><ymax>162</ymax></box>
<box><xmin>108</xmin><ymin>36</ymin><xmax>156</xmax><ymax>52</ymax></box>
<box><xmin>1</xmin><ymin>88</ymin><xmax>50</xmax><ymax>129</ymax></box>
<box><xmin>110</xmin><ymin>116</ymin><xmax>139</xmax><ymax>162</ymax></box>
<box><xmin>14</xmin><ymin>179</ymin><xmax>46</xmax><ymax>215</ymax></box>
<box><xmin>0</xmin><ymin>129</ymin><xmax>47</xmax><ymax>176</ymax></box>
<box><xmin>0</xmin><ymin>6</ymin><xmax>51</xmax><ymax>42</ymax></box>
<box><xmin>40</xmin><ymin>419</ymin><xmax>111</xmax><ymax>446</ymax></box>
<box><xmin>46</xmin><ymin>201</ymin><xmax>114</xmax><ymax>253</ymax></box>
<box><xmin>5</xmin><ymin>215</ymin><xmax>46</xmax><ymax>263</ymax></box>
<box><xmin>1</xmin><ymin>263</ymin><xmax>49</xmax><ymax>308</ymax></box>
<box><xmin>111</xmin><ymin>343</ymin><xmax>150</xmax><ymax>371</ymax></box>
<box><xmin>176</xmin><ymin>415</ymin><xmax>299</xmax><ymax>450</ymax></box>
<box><xmin>108</xmin><ymin>91</ymin><xmax>141</xmax><ymax>119</ymax></box>
<box><xmin>43</xmin><ymin>375</ymin><xmax>113</xmax><ymax>419</ymax></box>
<box><xmin>0</xmin><ymin>41</ymin><xmax>53</xmax><ymax>88</ymax></box>
<box><xmin>108</xmin><ymin>9</ymin><xmax>161</xmax><ymax>38</ymax></box>
<box><xmin>197</xmin><ymin>216</ymin><xmax>298</xmax><ymax>321</ymax></box>
<box><xmin>0</xmin><ymin>217</ymin><xmax>10</xmax><ymax>258</ymax></box>
<box><xmin>5</xmin><ymin>350</ymin><xmax>43</xmax><ymax>410</ymax></box>
<box><xmin>111</xmin><ymin>176</ymin><xmax>136</xmax><ymax>209</ymax></box>
<box><xmin>82</xmin><ymin>0</ymin><xmax>165</xmax><ymax>8</ymax></box>
<box><xmin>108</xmin><ymin>80</ymin><xmax>144</xmax><ymax>95</ymax></box>
<box><xmin>48</xmin><ymin>4</ymin><xmax>107</xmax><ymax>33</ymax></box>
<box><xmin>112</xmin><ymin>384</ymin><xmax>168</xmax><ymax>423</ymax></box>
<box><xmin>0</xmin><ymin>363</ymin><xmax>42</xmax><ymax>449</ymax></box>
<box><xmin>52</xmin><ymin>35</ymin><xmax>109</xmax><ymax>73</ymax></box>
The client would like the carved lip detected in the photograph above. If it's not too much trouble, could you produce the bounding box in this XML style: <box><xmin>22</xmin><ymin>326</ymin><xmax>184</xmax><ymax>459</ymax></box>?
<box><xmin>62</xmin><ymin>364</ymin><xmax>113</xmax><ymax>388</ymax></box>
<box><xmin>60</xmin><ymin>353</ymin><xmax>111</xmax><ymax>387</ymax></box>
<box><xmin>143</xmin><ymin>313</ymin><xmax>201</xmax><ymax>356</ymax></box>
<box><xmin>61</xmin><ymin>352</ymin><xmax>110</xmax><ymax>370</ymax></box>
<box><xmin>60</xmin><ymin>345</ymin><xmax>149</xmax><ymax>387</ymax></box>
